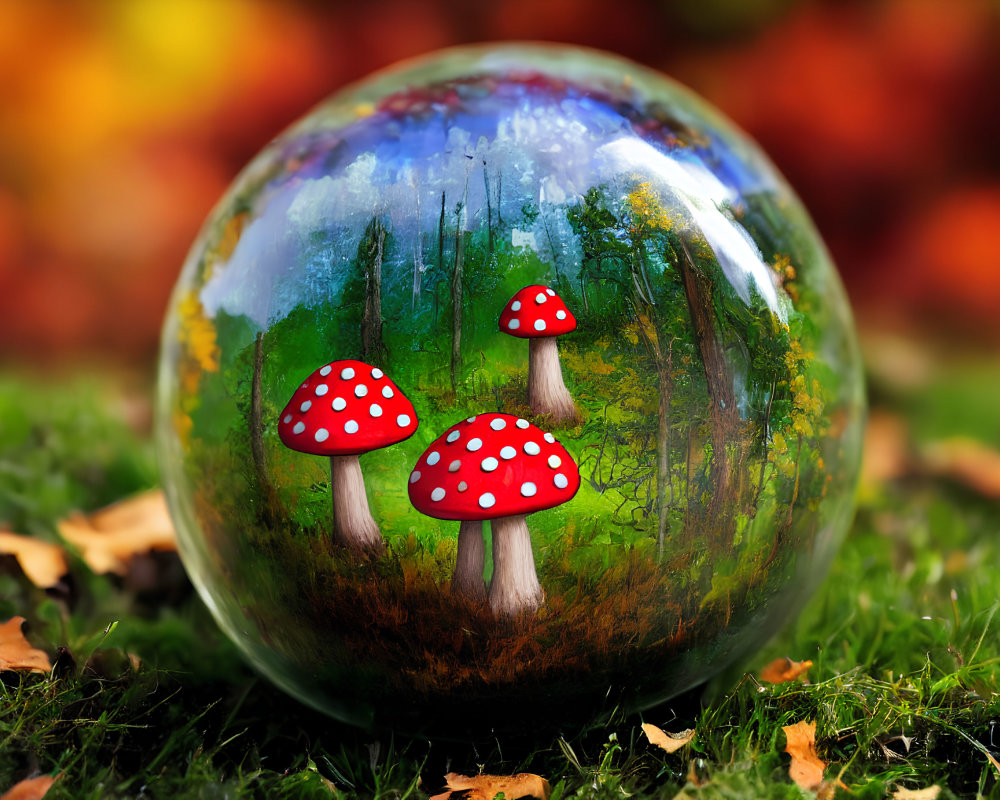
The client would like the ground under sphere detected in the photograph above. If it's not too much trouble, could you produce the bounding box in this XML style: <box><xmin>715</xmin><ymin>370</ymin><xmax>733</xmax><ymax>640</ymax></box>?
<box><xmin>156</xmin><ymin>44</ymin><xmax>865</xmax><ymax>733</ymax></box>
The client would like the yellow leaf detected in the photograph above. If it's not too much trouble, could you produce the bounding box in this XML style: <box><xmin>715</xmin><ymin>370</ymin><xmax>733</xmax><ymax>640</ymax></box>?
<box><xmin>783</xmin><ymin>720</ymin><xmax>826</xmax><ymax>791</ymax></box>
<box><xmin>892</xmin><ymin>788</ymin><xmax>941</xmax><ymax>800</ymax></box>
<box><xmin>0</xmin><ymin>775</ymin><xmax>59</xmax><ymax>800</ymax></box>
<box><xmin>760</xmin><ymin>657</ymin><xmax>813</xmax><ymax>684</ymax></box>
<box><xmin>642</xmin><ymin>722</ymin><xmax>695</xmax><ymax>753</ymax></box>
<box><xmin>58</xmin><ymin>490</ymin><xmax>176</xmax><ymax>576</ymax></box>
<box><xmin>0</xmin><ymin>532</ymin><xmax>68</xmax><ymax>589</ymax></box>
<box><xmin>431</xmin><ymin>772</ymin><xmax>551</xmax><ymax>800</ymax></box>
<box><xmin>0</xmin><ymin>617</ymin><xmax>51</xmax><ymax>674</ymax></box>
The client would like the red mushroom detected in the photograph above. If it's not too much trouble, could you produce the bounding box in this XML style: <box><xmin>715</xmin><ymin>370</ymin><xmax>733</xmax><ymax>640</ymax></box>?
<box><xmin>499</xmin><ymin>285</ymin><xmax>578</xmax><ymax>424</ymax></box>
<box><xmin>278</xmin><ymin>359</ymin><xmax>418</xmax><ymax>552</ymax></box>
<box><xmin>408</xmin><ymin>412</ymin><xmax>580</xmax><ymax>616</ymax></box>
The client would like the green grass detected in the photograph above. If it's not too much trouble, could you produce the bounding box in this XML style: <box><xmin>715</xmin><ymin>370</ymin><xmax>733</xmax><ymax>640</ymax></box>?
<box><xmin>1</xmin><ymin>361</ymin><xmax>999</xmax><ymax>799</ymax></box>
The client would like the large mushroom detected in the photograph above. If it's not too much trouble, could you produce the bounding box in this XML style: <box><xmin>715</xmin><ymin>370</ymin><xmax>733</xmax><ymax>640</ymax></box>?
<box><xmin>278</xmin><ymin>359</ymin><xmax>418</xmax><ymax>552</ymax></box>
<box><xmin>499</xmin><ymin>285</ymin><xmax>578</xmax><ymax>424</ymax></box>
<box><xmin>408</xmin><ymin>413</ymin><xmax>579</xmax><ymax>617</ymax></box>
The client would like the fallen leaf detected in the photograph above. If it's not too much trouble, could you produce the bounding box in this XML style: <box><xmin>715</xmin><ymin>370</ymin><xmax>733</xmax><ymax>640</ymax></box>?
<box><xmin>430</xmin><ymin>772</ymin><xmax>550</xmax><ymax>800</ymax></box>
<box><xmin>0</xmin><ymin>775</ymin><xmax>59</xmax><ymax>800</ymax></box>
<box><xmin>57</xmin><ymin>490</ymin><xmax>176</xmax><ymax>575</ymax></box>
<box><xmin>783</xmin><ymin>720</ymin><xmax>826</xmax><ymax>791</ymax></box>
<box><xmin>892</xmin><ymin>787</ymin><xmax>941</xmax><ymax>800</ymax></box>
<box><xmin>0</xmin><ymin>532</ymin><xmax>69</xmax><ymax>588</ymax></box>
<box><xmin>861</xmin><ymin>411</ymin><xmax>910</xmax><ymax>489</ymax></box>
<box><xmin>921</xmin><ymin>437</ymin><xmax>1000</xmax><ymax>498</ymax></box>
<box><xmin>642</xmin><ymin>722</ymin><xmax>696</xmax><ymax>753</ymax></box>
<box><xmin>760</xmin><ymin>657</ymin><xmax>813</xmax><ymax>684</ymax></box>
<box><xmin>0</xmin><ymin>618</ymin><xmax>51</xmax><ymax>674</ymax></box>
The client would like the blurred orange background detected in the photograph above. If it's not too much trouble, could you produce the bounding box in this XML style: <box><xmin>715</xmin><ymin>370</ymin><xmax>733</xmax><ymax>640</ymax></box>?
<box><xmin>2</xmin><ymin>0</ymin><xmax>998</xmax><ymax>369</ymax></box>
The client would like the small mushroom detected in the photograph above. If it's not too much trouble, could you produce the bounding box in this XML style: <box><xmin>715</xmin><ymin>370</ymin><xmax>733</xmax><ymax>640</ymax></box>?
<box><xmin>499</xmin><ymin>285</ymin><xmax>578</xmax><ymax>424</ymax></box>
<box><xmin>278</xmin><ymin>360</ymin><xmax>418</xmax><ymax>552</ymax></box>
<box><xmin>408</xmin><ymin>413</ymin><xmax>580</xmax><ymax>616</ymax></box>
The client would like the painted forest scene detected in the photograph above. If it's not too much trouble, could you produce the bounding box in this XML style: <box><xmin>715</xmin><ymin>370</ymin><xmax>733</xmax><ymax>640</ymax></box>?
<box><xmin>158</xmin><ymin>59</ymin><xmax>864</xmax><ymax>730</ymax></box>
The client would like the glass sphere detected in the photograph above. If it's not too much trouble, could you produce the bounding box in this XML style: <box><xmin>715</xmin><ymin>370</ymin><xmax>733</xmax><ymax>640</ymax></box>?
<box><xmin>156</xmin><ymin>44</ymin><xmax>864</xmax><ymax>733</ymax></box>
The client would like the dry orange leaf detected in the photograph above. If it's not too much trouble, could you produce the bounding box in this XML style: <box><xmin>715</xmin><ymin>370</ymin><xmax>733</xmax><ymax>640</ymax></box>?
<box><xmin>892</xmin><ymin>787</ymin><xmax>941</xmax><ymax>800</ymax></box>
<box><xmin>0</xmin><ymin>617</ymin><xmax>51</xmax><ymax>674</ymax></box>
<box><xmin>760</xmin><ymin>657</ymin><xmax>814</xmax><ymax>684</ymax></box>
<box><xmin>430</xmin><ymin>772</ymin><xmax>551</xmax><ymax>800</ymax></box>
<box><xmin>0</xmin><ymin>532</ymin><xmax>68</xmax><ymax>588</ymax></box>
<box><xmin>57</xmin><ymin>490</ymin><xmax>176</xmax><ymax>576</ymax></box>
<box><xmin>0</xmin><ymin>775</ymin><xmax>59</xmax><ymax>800</ymax></box>
<box><xmin>922</xmin><ymin>437</ymin><xmax>1000</xmax><ymax>498</ymax></box>
<box><xmin>642</xmin><ymin>722</ymin><xmax>696</xmax><ymax>753</ymax></box>
<box><xmin>783</xmin><ymin>720</ymin><xmax>826</xmax><ymax>791</ymax></box>
<box><xmin>861</xmin><ymin>410</ymin><xmax>910</xmax><ymax>489</ymax></box>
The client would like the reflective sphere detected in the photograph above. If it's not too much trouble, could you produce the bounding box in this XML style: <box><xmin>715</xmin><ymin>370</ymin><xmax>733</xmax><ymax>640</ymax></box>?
<box><xmin>156</xmin><ymin>44</ymin><xmax>864</xmax><ymax>733</ymax></box>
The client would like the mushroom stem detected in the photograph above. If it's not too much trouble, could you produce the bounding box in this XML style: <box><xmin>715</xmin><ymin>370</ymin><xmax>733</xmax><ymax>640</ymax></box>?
<box><xmin>452</xmin><ymin>519</ymin><xmax>486</xmax><ymax>601</ymax></box>
<box><xmin>528</xmin><ymin>336</ymin><xmax>577</xmax><ymax>423</ymax></box>
<box><xmin>488</xmin><ymin>514</ymin><xmax>542</xmax><ymax>617</ymax></box>
<box><xmin>329</xmin><ymin>454</ymin><xmax>382</xmax><ymax>552</ymax></box>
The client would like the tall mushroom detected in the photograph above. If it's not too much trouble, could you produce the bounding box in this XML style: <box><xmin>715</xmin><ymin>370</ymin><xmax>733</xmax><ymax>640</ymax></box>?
<box><xmin>408</xmin><ymin>413</ymin><xmax>579</xmax><ymax>617</ymax></box>
<box><xmin>278</xmin><ymin>359</ymin><xmax>418</xmax><ymax>552</ymax></box>
<box><xmin>499</xmin><ymin>285</ymin><xmax>578</xmax><ymax>424</ymax></box>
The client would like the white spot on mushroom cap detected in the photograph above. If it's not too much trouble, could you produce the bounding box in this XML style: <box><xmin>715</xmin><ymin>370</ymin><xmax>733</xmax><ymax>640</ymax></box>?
<box><xmin>534</xmin><ymin>319</ymin><xmax>547</xmax><ymax>332</ymax></box>
<box><xmin>548</xmin><ymin>455</ymin><xmax>562</xmax><ymax>469</ymax></box>
<box><xmin>535</xmin><ymin>292</ymin><xmax>547</xmax><ymax>304</ymax></box>
<box><xmin>332</xmin><ymin>397</ymin><xmax>347</xmax><ymax>411</ymax></box>
<box><xmin>369</xmin><ymin>403</ymin><xmax>382</xmax><ymax>417</ymax></box>
<box><xmin>556</xmin><ymin>310</ymin><xmax>567</xmax><ymax>320</ymax></box>
<box><xmin>315</xmin><ymin>384</ymin><xmax>329</xmax><ymax>396</ymax></box>
<box><xmin>355</xmin><ymin>384</ymin><xmax>368</xmax><ymax>398</ymax></box>
<box><xmin>516</xmin><ymin>418</ymin><xmax>529</xmax><ymax>429</ymax></box>
<box><xmin>448</xmin><ymin>460</ymin><xmax>461</xmax><ymax>472</ymax></box>
<box><xmin>371</xmin><ymin>367</ymin><xmax>383</xmax><ymax>379</ymax></box>
<box><xmin>478</xmin><ymin>492</ymin><xmax>495</xmax><ymax>509</ymax></box>
<box><xmin>293</xmin><ymin>422</ymin><xmax>305</xmax><ymax>434</ymax></box>
<box><xmin>546</xmin><ymin>288</ymin><xmax>555</xmax><ymax>296</ymax></box>
<box><xmin>490</xmin><ymin>418</ymin><xmax>506</xmax><ymax>431</ymax></box>
<box><xmin>340</xmin><ymin>367</ymin><xmax>355</xmax><ymax>380</ymax></box>
<box><xmin>431</xmin><ymin>487</ymin><xmax>446</xmax><ymax>502</ymax></box>
<box><xmin>344</xmin><ymin>420</ymin><xmax>359</xmax><ymax>434</ymax></box>
<box><xmin>521</xmin><ymin>482</ymin><xmax>537</xmax><ymax>497</ymax></box>
<box><xmin>300</xmin><ymin>400</ymin><xmax>312</xmax><ymax>412</ymax></box>
<box><xmin>283</xmin><ymin>414</ymin><xmax>292</xmax><ymax>424</ymax></box>
<box><xmin>467</xmin><ymin>438</ymin><xmax>483</xmax><ymax>452</ymax></box>
<box><xmin>382</xmin><ymin>386</ymin><xmax>394</xmax><ymax>399</ymax></box>
<box><xmin>446</xmin><ymin>430</ymin><xmax>461</xmax><ymax>443</ymax></box>
<box><xmin>458</xmin><ymin>481</ymin><xmax>468</xmax><ymax>492</ymax></box>
<box><xmin>511</xmin><ymin>300</ymin><xmax>522</xmax><ymax>311</ymax></box>
<box><xmin>315</xmin><ymin>428</ymin><xmax>329</xmax><ymax>442</ymax></box>
<box><xmin>544</xmin><ymin>433</ymin><xmax>555</xmax><ymax>443</ymax></box>
<box><xmin>481</xmin><ymin>457</ymin><xmax>499</xmax><ymax>472</ymax></box>
<box><xmin>500</xmin><ymin>446</ymin><xmax>516</xmax><ymax>460</ymax></box>
<box><xmin>466</xmin><ymin>416</ymin><xmax>476</xmax><ymax>423</ymax></box>
<box><xmin>320</xmin><ymin>365</ymin><xmax>332</xmax><ymax>376</ymax></box>
<box><xmin>426</xmin><ymin>451</ymin><xmax>441</xmax><ymax>466</ymax></box>
<box><xmin>397</xmin><ymin>414</ymin><xmax>411</xmax><ymax>427</ymax></box>
<box><xmin>524</xmin><ymin>441</ymin><xmax>540</xmax><ymax>455</ymax></box>
<box><xmin>554</xmin><ymin>473</ymin><xmax>569</xmax><ymax>489</ymax></box>
<box><xmin>410</xmin><ymin>470</ymin><xmax>421</xmax><ymax>483</ymax></box>
<box><xmin>508</xmin><ymin>319</ymin><xmax>520</xmax><ymax>331</ymax></box>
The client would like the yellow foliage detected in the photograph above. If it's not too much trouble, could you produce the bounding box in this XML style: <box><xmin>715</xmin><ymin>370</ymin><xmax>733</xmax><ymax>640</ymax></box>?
<box><xmin>177</xmin><ymin>290</ymin><xmax>219</xmax><ymax>374</ymax></box>
<box><xmin>627</xmin><ymin>183</ymin><xmax>673</xmax><ymax>236</ymax></box>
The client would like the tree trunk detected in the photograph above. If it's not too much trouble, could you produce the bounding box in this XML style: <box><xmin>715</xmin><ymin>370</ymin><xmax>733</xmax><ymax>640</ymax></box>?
<box><xmin>450</xmin><ymin>206</ymin><xmax>465</xmax><ymax>396</ymax></box>
<box><xmin>677</xmin><ymin>239</ymin><xmax>741</xmax><ymax>536</ymax></box>
<box><xmin>452</xmin><ymin>519</ymin><xmax>486</xmax><ymax>601</ymax></box>
<box><xmin>483</xmin><ymin>162</ymin><xmax>495</xmax><ymax>254</ymax></box>
<box><xmin>250</xmin><ymin>331</ymin><xmax>278</xmax><ymax>521</ymax></box>
<box><xmin>329</xmin><ymin>454</ymin><xmax>382</xmax><ymax>553</ymax></box>
<box><xmin>361</xmin><ymin>218</ymin><xmax>386</xmax><ymax>368</ymax></box>
<box><xmin>412</xmin><ymin>185</ymin><xmax>423</xmax><ymax>310</ymax></box>
<box><xmin>488</xmin><ymin>514</ymin><xmax>542</xmax><ymax>617</ymax></box>
<box><xmin>527</xmin><ymin>336</ymin><xmax>577</xmax><ymax>424</ymax></box>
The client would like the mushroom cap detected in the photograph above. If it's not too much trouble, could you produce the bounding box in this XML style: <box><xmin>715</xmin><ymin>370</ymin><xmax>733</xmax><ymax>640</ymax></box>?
<box><xmin>408</xmin><ymin>412</ymin><xmax>580</xmax><ymax>521</ymax></box>
<box><xmin>498</xmin><ymin>285</ymin><xmax>577</xmax><ymax>339</ymax></box>
<box><xmin>278</xmin><ymin>359</ymin><xmax>418</xmax><ymax>456</ymax></box>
